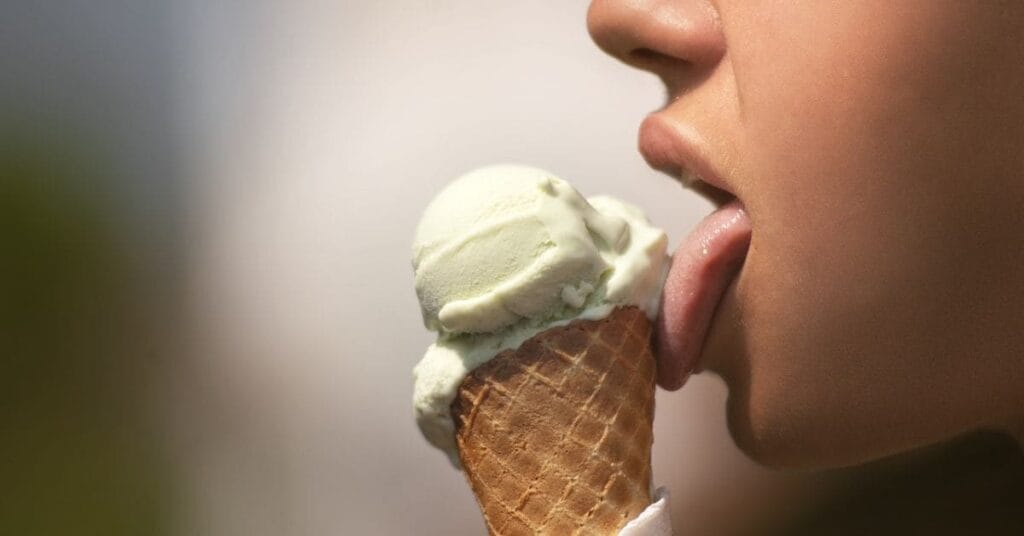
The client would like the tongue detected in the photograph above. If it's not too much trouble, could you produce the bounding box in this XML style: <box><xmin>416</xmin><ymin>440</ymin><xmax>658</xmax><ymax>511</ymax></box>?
<box><xmin>655</xmin><ymin>200</ymin><xmax>752</xmax><ymax>389</ymax></box>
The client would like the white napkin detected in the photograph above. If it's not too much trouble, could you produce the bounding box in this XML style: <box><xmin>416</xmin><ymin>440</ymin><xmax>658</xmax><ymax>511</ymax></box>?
<box><xmin>618</xmin><ymin>487</ymin><xmax>673</xmax><ymax>535</ymax></box>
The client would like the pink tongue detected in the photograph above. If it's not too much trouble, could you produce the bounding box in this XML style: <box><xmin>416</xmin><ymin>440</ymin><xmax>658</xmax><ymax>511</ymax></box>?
<box><xmin>656</xmin><ymin>200</ymin><xmax>752</xmax><ymax>389</ymax></box>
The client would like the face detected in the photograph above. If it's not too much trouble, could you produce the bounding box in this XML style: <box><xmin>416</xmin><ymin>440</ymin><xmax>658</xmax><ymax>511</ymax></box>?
<box><xmin>589</xmin><ymin>0</ymin><xmax>1024</xmax><ymax>467</ymax></box>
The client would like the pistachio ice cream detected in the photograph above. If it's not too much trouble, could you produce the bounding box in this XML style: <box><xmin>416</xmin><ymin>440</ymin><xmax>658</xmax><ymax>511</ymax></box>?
<box><xmin>411</xmin><ymin>165</ymin><xmax>669</xmax><ymax>464</ymax></box>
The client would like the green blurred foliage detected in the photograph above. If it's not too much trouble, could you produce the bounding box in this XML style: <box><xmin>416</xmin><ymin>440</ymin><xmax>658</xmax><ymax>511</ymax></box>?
<box><xmin>1</xmin><ymin>136</ymin><xmax>171</xmax><ymax>534</ymax></box>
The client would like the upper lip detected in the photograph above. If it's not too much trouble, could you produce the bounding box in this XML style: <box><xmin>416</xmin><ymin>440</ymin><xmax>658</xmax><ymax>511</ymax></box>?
<box><xmin>638</xmin><ymin>114</ymin><xmax>735</xmax><ymax>206</ymax></box>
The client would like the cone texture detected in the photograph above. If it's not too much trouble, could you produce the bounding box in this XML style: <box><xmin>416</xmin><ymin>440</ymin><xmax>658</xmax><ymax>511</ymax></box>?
<box><xmin>452</xmin><ymin>307</ymin><xmax>656</xmax><ymax>535</ymax></box>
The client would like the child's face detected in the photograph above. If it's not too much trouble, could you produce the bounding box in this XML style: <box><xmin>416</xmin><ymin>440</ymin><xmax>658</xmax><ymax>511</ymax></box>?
<box><xmin>589</xmin><ymin>1</ymin><xmax>1024</xmax><ymax>466</ymax></box>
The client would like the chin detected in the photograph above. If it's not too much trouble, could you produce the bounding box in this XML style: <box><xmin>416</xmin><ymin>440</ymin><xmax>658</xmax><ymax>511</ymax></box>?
<box><xmin>719</xmin><ymin>376</ymin><xmax>915</xmax><ymax>470</ymax></box>
<box><xmin>722</xmin><ymin>386</ymin><xmax>811</xmax><ymax>469</ymax></box>
<box><xmin>723</xmin><ymin>403</ymin><xmax>855</xmax><ymax>469</ymax></box>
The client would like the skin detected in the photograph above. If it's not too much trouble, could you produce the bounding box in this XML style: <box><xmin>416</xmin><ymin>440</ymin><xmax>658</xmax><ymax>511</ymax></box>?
<box><xmin>588</xmin><ymin>0</ymin><xmax>1024</xmax><ymax>468</ymax></box>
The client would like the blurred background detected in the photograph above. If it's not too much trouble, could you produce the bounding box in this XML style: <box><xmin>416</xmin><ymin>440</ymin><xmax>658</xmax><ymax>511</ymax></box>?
<box><xmin>4</xmin><ymin>1</ymin><xmax>1021</xmax><ymax>535</ymax></box>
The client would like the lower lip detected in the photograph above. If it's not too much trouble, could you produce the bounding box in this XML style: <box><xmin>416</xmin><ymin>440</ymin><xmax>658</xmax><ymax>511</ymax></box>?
<box><xmin>655</xmin><ymin>199</ymin><xmax>752</xmax><ymax>389</ymax></box>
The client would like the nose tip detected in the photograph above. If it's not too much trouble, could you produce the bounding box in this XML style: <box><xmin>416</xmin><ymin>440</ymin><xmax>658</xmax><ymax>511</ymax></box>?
<box><xmin>587</xmin><ymin>0</ymin><xmax>725</xmax><ymax>76</ymax></box>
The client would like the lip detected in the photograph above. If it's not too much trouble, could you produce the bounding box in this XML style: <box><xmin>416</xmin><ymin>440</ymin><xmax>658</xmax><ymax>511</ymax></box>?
<box><xmin>638</xmin><ymin>114</ymin><xmax>735</xmax><ymax>204</ymax></box>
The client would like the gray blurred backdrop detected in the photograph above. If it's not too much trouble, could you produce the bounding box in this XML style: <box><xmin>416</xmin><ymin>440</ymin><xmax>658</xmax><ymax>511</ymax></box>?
<box><xmin>1</xmin><ymin>1</ymin><xmax>830</xmax><ymax>534</ymax></box>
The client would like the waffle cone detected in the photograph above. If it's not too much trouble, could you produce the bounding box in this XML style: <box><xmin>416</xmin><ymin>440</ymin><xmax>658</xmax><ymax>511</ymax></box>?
<box><xmin>451</xmin><ymin>306</ymin><xmax>656</xmax><ymax>535</ymax></box>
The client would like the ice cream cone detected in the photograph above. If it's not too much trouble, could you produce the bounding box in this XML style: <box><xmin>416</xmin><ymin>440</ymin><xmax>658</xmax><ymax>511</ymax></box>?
<box><xmin>451</xmin><ymin>306</ymin><xmax>656</xmax><ymax>535</ymax></box>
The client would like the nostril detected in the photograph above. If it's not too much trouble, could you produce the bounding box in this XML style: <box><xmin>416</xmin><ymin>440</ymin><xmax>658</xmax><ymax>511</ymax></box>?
<box><xmin>590</xmin><ymin>0</ymin><xmax>726</xmax><ymax>74</ymax></box>
<box><xmin>628</xmin><ymin>47</ymin><xmax>691</xmax><ymax>73</ymax></box>
<box><xmin>629</xmin><ymin>47</ymin><xmax>672</xmax><ymax>68</ymax></box>
<box><xmin>630</xmin><ymin>47</ymin><xmax>661</xmax><ymax>62</ymax></box>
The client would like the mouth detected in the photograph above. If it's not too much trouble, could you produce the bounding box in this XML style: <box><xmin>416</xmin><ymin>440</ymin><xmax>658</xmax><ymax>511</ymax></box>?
<box><xmin>639</xmin><ymin>114</ymin><xmax>752</xmax><ymax>390</ymax></box>
<box><xmin>638</xmin><ymin>114</ymin><xmax>738</xmax><ymax>207</ymax></box>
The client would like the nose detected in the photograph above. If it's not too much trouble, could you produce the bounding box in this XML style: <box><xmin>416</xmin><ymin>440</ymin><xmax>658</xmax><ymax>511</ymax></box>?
<box><xmin>587</xmin><ymin>0</ymin><xmax>725</xmax><ymax>94</ymax></box>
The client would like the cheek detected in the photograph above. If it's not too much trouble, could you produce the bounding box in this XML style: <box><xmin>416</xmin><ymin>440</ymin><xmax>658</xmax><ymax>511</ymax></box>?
<box><xmin>713</xmin><ymin>2</ymin><xmax>1024</xmax><ymax>466</ymax></box>
<box><xmin>723</xmin><ymin>244</ymin><xmax>956</xmax><ymax>467</ymax></box>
